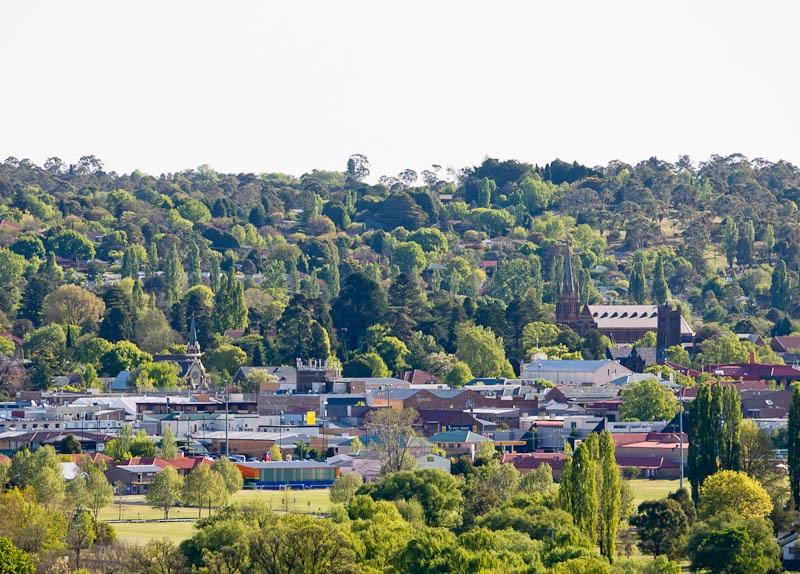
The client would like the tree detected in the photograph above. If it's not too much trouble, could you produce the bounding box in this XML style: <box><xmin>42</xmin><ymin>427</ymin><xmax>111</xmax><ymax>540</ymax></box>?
<box><xmin>598</xmin><ymin>430</ymin><xmax>620</xmax><ymax>562</ymax></box>
<box><xmin>365</xmin><ymin>407</ymin><xmax>419</xmax><ymax>474</ymax></box>
<box><xmin>182</xmin><ymin>464</ymin><xmax>229</xmax><ymax>517</ymax></box>
<box><xmin>790</xmin><ymin>381</ymin><xmax>800</xmax><ymax>509</ymax></box>
<box><xmin>146</xmin><ymin>466</ymin><xmax>184</xmax><ymax>519</ymax></box>
<box><xmin>739</xmin><ymin>419</ymin><xmax>778</xmax><ymax>484</ymax></box>
<box><xmin>630</xmin><ymin>498</ymin><xmax>688</xmax><ymax>560</ymax></box>
<box><xmin>358</xmin><ymin>469</ymin><xmax>463</xmax><ymax>528</ymax></box>
<box><xmin>100</xmin><ymin>340</ymin><xmax>151</xmax><ymax>376</ymax></box>
<box><xmin>131</xmin><ymin>361</ymin><xmax>181</xmax><ymax>391</ymax></box>
<box><xmin>651</xmin><ymin>256</ymin><xmax>670</xmax><ymax>305</ymax></box>
<box><xmin>163</xmin><ymin>243</ymin><xmax>186</xmax><ymax>304</ymax></box>
<box><xmin>698</xmin><ymin>470</ymin><xmax>772</xmax><ymax>520</ymax></box>
<box><xmin>559</xmin><ymin>437</ymin><xmax>598</xmax><ymax>541</ymax></box>
<box><xmin>0</xmin><ymin>536</ymin><xmax>34</xmax><ymax>574</ymax></box>
<box><xmin>619</xmin><ymin>379</ymin><xmax>678</xmax><ymax>422</ymax></box>
<box><xmin>211</xmin><ymin>457</ymin><xmax>243</xmax><ymax>494</ymax></box>
<box><xmin>41</xmin><ymin>284</ymin><xmax>105</xmax><ymax>327</ymax></box>
<box><xmin>10</xmin><ymin>445</ymin><xmax>65</xmax><ymax>508</ymax></box>
<box><xmin>688</xmin><ymin>512</ymin><xmax>780</xmax><ymax>574</ymax></box>
<box><xmin>130</xmin><ymin>429</ymin><xmax>157</xmax><ymax>458</ymax></box>
<box><xmin>629</xmin><ymin>255</ymin><xmax>647</xmax><ymax>304</ymax></box>
<box><xmin>0</xmin><ymin>487</ymin><xmax>67</xmax><ymax>555</ymax></box>
<box><xmin>65</xmin><ymin>508</ymin><xmax>96</xmax><ymax>569</ymax></box>
<box><xmin>455</xmin><ymin>324</ymin><xmax>514</xmax><ymax>378</ymax></box>
<box><xmin>329</xmin><ymin>472</ymin><xmax>363</xmax><ymax>507</ymax></box>
<box><xmin>771</xmin><ymin>259</ymin><xmax>791</xmax><ymax>311</ymax></box>
<box><xmin>104</xmin><ymin>424</ymin><xmax>135</xmax><ymax>461</ymax></box>
<box><xmin>73</xmin><ymin>464</ymin><xmax>113</xmax><ymax>521</ymax></box>
<box><xmin>331</xmin><ymin>272</ymin><xmax>388</xmax><ymax>354</ymax></box>
<box><xmin>160</xmin><ymin>426</ymin><xmax>178</xmax><ymax>459</ymax></box>
<box><xmin>720</xmin><ymin>385</ymin><xmax>742</xmax><ymax>471</ymax></box>
<box><xmin>688</xmin><ymin>382</ymin><xmax>722</xmax><ymax>502</ymax></box>
<box><xmin>721</xmin><ymin>216</ymin><xmax>739</xmax><ymax>269</ymax></box>
<box><xmin>59</xmin><ymin>434</ymin><xmax>82</xmax><ymax>454</ymax></box>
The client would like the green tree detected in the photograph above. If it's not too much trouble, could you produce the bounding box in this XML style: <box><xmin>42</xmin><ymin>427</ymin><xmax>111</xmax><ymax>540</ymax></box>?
<box><xmin>721</xmin><ymin>216</ymin><xmax>739</xmax><ymax>269</ymax></box>
<box><xmin>163</xmin><ymin>243</ymin><xmax>186</xmax><ymax>304</ymax></box>
<box><xmin>358</xmin><ymin>469</ymin><xmax>463</xmax><ymax>528</ymax></box>
<box><xmin>559</xmin><ymin>437</ymin><xmax>598</xmax><ymax>541</ymax></box>
<box><xmin>130</xmin><ymin>429</ymin><xmax>157</xmax><ymax>457</ymax></box>
<box><xmin>630</xmin><ymin>498</ymin><xmax>689</xmax><ymax>560</ymax></box>
<box><xmin>10</xmin><ymin>445</ymin><xmax>65</xmax><ymax>508</ymax></box>
<box><xmin>720</xmin><ymin>385</ymin><xmax>742</xmax><ymax>471</ymax></box>
<box><xmin>146</xmin><ymin>466</ymin><xmax>184</xmax><ymax>519</ymax></box>
<box><xmin>762</xmin><ymin>223</ymin><xmax>775</xmax><ymax>263</ymax></box>
<box><xmin>65</xmin><ymin>508</ymin><xmax>96</xmax><ymax>569</ymax></box>
<box><xmin>131</xmin><ymin>361</ymin><xmax>181</xmax><ymax>391</ymax></box>
<box><xmin>0</xmin><ymin>487</ymin><xmax>67</xmax><ymax>555</ymax></box>
<box><xmin>771</xmin><ymin>259</ymin><xmax>791</xmax><ymax>311</ymax></box>
<box><xmin>100</xmin><ymin>340</ymin><xmax>151</xmax><ymax>376</ymax></box>
<box><xmin>214</xmin><ymin>267</ymin><xmax>248</xmax><ymax>332</ymax></box>
<box><xmin>787</xmin><ymin>382</ymin><xmax>800</xmax><ymax>509</ymax></box>
<box><xmin>698</xmin><ymin>470</ymin><xmax>772</xmax><ymax>520</ymax></box>
<box><xmin>619</xmin><ymin>378</ymin><xmax>678</xmax><ymax>422</ymax></box>
<box><xmin>104</xmin><ymin>424</ymin><xmax>135</xmax><ymax>461</ymax></box>
<box><xmin>332</xmin><ymin>272</ymin><xmax>388</xmax><ymax>354</ymax></box>
<box><xmin>455</xmin><ymin>324</ymin><xmax>514</xmax><ymax>378</ymax></box>
<box><xmin>651</xmin><ymin>256</ymin><xmax>670</xmax><ymax>305</ymax></box>
<box><xmin>66</xmin><ymin>464</ymin><xmax>113</xmax><ymax>521</ymax></box>
<box><xmin>41</xmin><ymin>284</ymin><xmax>105</xmax><ymax>327</ymax></box>
<box><xmin>182</xmin><ymin>464</ymin><xmax>230</xmax><ymax>517</ymax></box>
<box><xmin>688</xmin><ymin>382</ymin><xmax>723</xmax><ymax>502</ymax></box>
<box><xmin>329</xmin><ymin>472</ymin><xmax>363</xmax><ymax>507</ymax></box>
<box><xmin>629</xmin><ymin>254</ymin><xmax>647</xmax><ymax>304</ymax></box>
<box><xmin>0</xmin><ymin>536</ymin><xmax>35</xmax><ymax>574</ymax></box>
<box><xmin>598</xmin><ymin>430</ymin><xmax>620</xmax><ymax>562</ymax></box>
<box><xmin>688</xmin><ymin>512</ymin><xmax>780</xmax><ymax>574</ymax></box>
<box><xmin>160</xmin><ymin>426</ymin><xmax>178</xmax><ymax>459</ymax></box>
<box><xmin>211</xmin><ymin>457</ymin><xmax>243</xmax><ymax>494</ymax></box>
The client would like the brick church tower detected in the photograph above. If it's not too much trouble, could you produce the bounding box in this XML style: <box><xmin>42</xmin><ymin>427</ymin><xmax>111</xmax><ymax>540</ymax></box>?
<box><xmin>556</xmin><ymin>242</ymin><xmax>581</xmax><ymax>327</ymax></box>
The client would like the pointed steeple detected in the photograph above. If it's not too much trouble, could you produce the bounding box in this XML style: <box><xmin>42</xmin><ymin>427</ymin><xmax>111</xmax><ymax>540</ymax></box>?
<box><xmin>187</xmin><ymin>312</ymin><xmax>201</xmax><ymax>356</ymax></box>
<box><xmin>563</xmin><ymin>240</ymin><xmax>576</xmax><ymax>295</ymax></box>
<box><xmin>556</xmin><ymin>241</ymin><xmax>581</xmax><ymax>327</ymax></box>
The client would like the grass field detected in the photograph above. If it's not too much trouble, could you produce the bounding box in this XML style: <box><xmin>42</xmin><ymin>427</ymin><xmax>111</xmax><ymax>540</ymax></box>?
<box><xmin>627</xmin><ymin>478</ymin><xmax>682</xmax><ymax>506</ymax></box>
<box><xmin>102</xmin><ymin>487</ymin><xmax>334</xmax><ymax>544</ymax></box>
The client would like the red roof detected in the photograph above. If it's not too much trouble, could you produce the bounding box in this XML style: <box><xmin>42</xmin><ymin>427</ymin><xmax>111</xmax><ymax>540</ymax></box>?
<box><xmin>117</xmin><ymin>457</ymin><xmax>211</xmax><ymax>470</ymax></box>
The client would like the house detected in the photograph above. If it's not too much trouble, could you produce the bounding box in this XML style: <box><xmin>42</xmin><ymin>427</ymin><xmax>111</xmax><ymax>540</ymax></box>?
<box><xmin>233</xmin><ymin>366</ymin><xmax>297</xmax><ymax>391</ymax></box>
<box><xmin>105</xmin><ymin>464</ymin><xmax>162</xmax><ymax>495</ymax></box>
<box><xmin>522</xmin><ymin>359</ymin><xmax>633</xmax><ymax>386</ymax></box>
<box><xmin>416</xmin><ymin>409</ymin><xmax>493</xmax><ymax>436</ymax></box>
<box><xmin>778</xmin><ymin>531</ymin><xmax>800</xmax><ymax>570</ymax></box>
<box><xmin>415</xmin><ymin>453</ymin><xmax>451</xmax><ymax>473</ymax></box>
<box><xmin>115</xmin><ymin>456</ymin><xmax>211</xmax><ymax>477</ymax></box>
<box><xmin>427</xmin><ymin>430</ymin><xmax>491</xmax><ymax>458</ymax></box>
<box><xmin>772</xmin><ymin>336</ymin><xmax>800</xmax><ymax>354</ymax></box>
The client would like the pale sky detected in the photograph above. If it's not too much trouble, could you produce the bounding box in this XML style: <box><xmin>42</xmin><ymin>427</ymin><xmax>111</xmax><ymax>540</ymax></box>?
<box><xmin>2</xmin><ymin>1</ymin><xmax>799</xmax><ymax>182</ymax></box>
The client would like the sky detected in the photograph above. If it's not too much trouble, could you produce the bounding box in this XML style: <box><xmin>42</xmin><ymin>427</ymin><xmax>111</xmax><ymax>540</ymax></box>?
<box><xmin>2</xmin><ymin>1</ymin><xmax>799</xmax><ymax>182</ymax></box>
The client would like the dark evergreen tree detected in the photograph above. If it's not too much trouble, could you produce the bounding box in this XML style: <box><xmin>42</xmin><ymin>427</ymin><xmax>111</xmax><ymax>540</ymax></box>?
<box><xmin>789</xmin><ymin>382</ymin><xmax>800</xmax><ymax>509</ymax></box>
<box><xmin>651</xmin><ymin>256</ymin><xmax>670</xmax><ymax>305</ymax></box>
<box><xmin>771</xmin><ymin>259</ymin><xmax>791</xmax><ymax>311</ymax></box>
<box><xmin>629</xmin><ymin>255</ymin><xmax>647</xmax><ymax>304</ymax></box>
<box><xmin>687</xmin><ymin>382</ymin><xmax>723</xmax><ymax>502</ymax></box>
<box><xmin>99</xmin><ymin>286</ymin><xmax>133</xmax><ymax>343</ymax></box>
<box><xmin>720</xmin><ymin>384</ymin><xmax>742</xmax><ymax>471</ymax></box>
<box><xmin>331</xmin><ymin>272</ymin><xmax>388</xmax><ymax>357</ymax></box>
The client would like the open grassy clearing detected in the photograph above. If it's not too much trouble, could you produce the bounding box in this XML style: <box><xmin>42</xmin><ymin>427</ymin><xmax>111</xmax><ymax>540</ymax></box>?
<box><xmin>101</xmin><ymin>488</ymin><xmax>334</xmax><ymax>543</ymax></box>
<box><xmin>627</xmin><ymin>478</ymin><xmax>682</xmax><ymax>506</ymax></box>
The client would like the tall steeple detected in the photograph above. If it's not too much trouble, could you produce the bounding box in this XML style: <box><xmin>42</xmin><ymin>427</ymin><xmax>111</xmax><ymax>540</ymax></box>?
<box><xmin>556</xmin><ymin>241</ymin><xmax>581</xmax><ymax>327</ymax></box>
<box><xmin>187</xmin><ymin>312</ymin><xmax>201</xmax><ymax>357</ymax></box>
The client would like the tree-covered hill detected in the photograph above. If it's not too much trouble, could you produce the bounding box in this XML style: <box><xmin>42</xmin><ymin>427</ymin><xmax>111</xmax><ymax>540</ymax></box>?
<box><xmin>0</xmin><ymin>152</ymin><xmax>798</xmax><ymax>393</ymax></box>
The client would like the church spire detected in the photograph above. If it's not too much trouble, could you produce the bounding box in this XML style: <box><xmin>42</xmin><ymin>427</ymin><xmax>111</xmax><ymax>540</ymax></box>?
<box><xmin>563</xmin><ymin>239</ymin><xmax>577</xmax><ymax>295</ymax></box>
<box><xmin>187</xmin><ymin>312</ymin><xmax>201</xmax><ymax>356</ymax></box>
<box><xmin>556</xmin><ymin>241</ymin><xmax>581</xmax><ymax>327</ymax></box>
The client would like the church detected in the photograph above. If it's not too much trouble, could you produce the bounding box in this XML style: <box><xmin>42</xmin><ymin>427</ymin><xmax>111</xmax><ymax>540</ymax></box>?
<box><xmin>152</xmin><ymin>314</ymin><xmax>209</xmax><ymax>390</ymax></box>
<box><xmin>556</xmin><ymin>245</ymin><xmax>694</xmax><ymax>347</ymax></box>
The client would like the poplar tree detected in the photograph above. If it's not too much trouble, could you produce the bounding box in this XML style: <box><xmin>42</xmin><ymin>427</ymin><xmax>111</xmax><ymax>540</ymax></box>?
<box><xmin>688</xmin><ymin>382</ymin><xmax>723</xmax><ymax>502</ymax></box>
<box><xmin>651</xmin><ymin>257</ymin><xmax>670</xmax><ymax>305</ymax></box>
<box><xmin>788</xmin><ymin>383</ymin><xmax>800</xmax><ymax>509</ymax></box>
<box><xmin>209</xmin><ymin>255</ymin><xmax>221</xmax><ymax>293</ymax></box>
<box><xmin>720</xmin><ymin>385</ymin><xmax>742</xmax><ymax>471</ymax></box>
<box><xmin>559</xmin><ymin>436</ymin><xmax>598</xmax><ymax>541</ymax></box>
<box><xmin>598</xmin><ymin>430</ymin><xmax>621</xmax><ymax>562</ymax></box>
<box><xmin>629</xmin><ymin>255</ymin><xmax>646</xmax><ymax>304</ymax></box>
<box><xmin>163</xmin><ymin>244</ymin><xmax>186</xmax><ymax>305</ymax></box>
<box><xmin>721</xmin><ymin>216</ymin><xmax>738</xmax><ymax>269</ymax></box>
<box><xmin>145</xmin><ymin>243</ymin><xmax>159</xmax><ymax>277</ymax></box>
<box><xmin>771</xmin><ymin>259</ymin><xmax>791</xmax><ymax>311</ymax></box>
<box><xmin>187</xmin><ymin>242</ymin><xmax>202</xmax><ymax>287</ymax></box>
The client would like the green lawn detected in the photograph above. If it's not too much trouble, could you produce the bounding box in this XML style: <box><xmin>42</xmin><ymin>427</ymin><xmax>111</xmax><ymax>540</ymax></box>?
<box><xmin>627</xmin><ymin>478</ymin><xmax>682</xmax><ymax>506</ymax></box>
<box><xmin>101</xmin><ymin>488</ymin><xmax>334</xmax><ymax>544</ymax></box>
